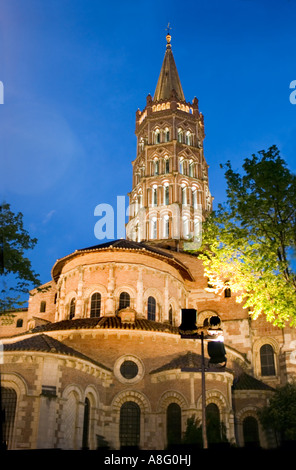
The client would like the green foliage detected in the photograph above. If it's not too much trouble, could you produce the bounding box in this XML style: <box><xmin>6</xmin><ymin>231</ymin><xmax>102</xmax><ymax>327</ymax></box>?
<box><xmin>258</xmin><ymin>381</ymin><xmax>296</xmax><ymax>442</ymax></box>
<box><xmin>181</xmin><ymin>415</ymin><xmax>203</xmax><ymax>447</ymax></box>
<box><xmin>200</xmin><ymin>146</ymin><xmax>296</xmax><ymax>327</ymax></box>
<box><xmin>0</xmin><ymin>203</ymin><xmax>41</xmax><ymax>313</ymax></box>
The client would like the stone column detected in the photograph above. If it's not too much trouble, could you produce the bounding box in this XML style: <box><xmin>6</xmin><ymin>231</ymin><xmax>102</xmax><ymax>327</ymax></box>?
<box><xmin>163</xmin><ymin>275</ymin><xmax>169</xmax><ymax>322</ymax></box>
<box><xmin>105</xmin><ymin>263</ymin><xmax>115</xmax><ymax>315</ymax></box>
<box><xmin>136</xmin><ymin>268</ymin><xmax>144</xmax><ymax>318</ymax></box>
<box><xmin>75</xmin><ymin>267</ymin><xmax>84</xmax><ymax>318</ymax></box>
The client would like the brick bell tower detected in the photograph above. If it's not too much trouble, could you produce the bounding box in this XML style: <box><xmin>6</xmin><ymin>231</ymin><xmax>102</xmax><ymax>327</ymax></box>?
<box><xmin>126</xmin><ymin>30</ymin><xmax>212</xmax><ymax>250</ymax></box>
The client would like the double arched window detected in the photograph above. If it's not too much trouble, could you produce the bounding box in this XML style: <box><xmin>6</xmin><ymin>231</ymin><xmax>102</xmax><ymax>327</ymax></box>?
<box><xmin>147</xmin><ymin>296</ymin><xmax>156</xmax><ymax>321</ymax></box>
<box><xmin>119</xmin><ymin>292</ymin><xmax>130</xmax><ymax>310</ymax></box>
<box><xmin>90</xmin><ymin>293</ymin><xmax>101</xmax><ymax>317</ymax></box>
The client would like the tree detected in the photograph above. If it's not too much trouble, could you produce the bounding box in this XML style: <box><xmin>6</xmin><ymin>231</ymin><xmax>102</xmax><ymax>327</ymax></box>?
<box><xmin>0</xmin><ymin>203</ymin><xmax>41</xmax><ymax>314</ymax></box>
<box><xmin>258</xmin><ymin>381</ymin><xmax>296</xmax><ymax>444</ymax></box>
<box><xmin>181</xmin><ymin>415</ymin><xmax>203</xmax><ymax>447</ymax></box>
<box><xmin>200</xmin><ymin>146</ymin><xmax>296</xmax><ymax>327</ymax></box>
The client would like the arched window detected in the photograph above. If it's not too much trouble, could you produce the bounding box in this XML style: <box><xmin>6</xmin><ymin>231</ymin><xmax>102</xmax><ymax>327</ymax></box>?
<box><xmin>178</xmin><ymin>129</ymin><xmax>183</xmax><ymax>143</ymax></box>
<box><xmin>90</xmin><ymin>293</ymin><xmax>101</xmax><ymax>317</ymax></box>
<box><xmin>164</xmin><ymin>186</ymin><xmax>169</xmax><ymax>205</ymax></box>
<box><xmin>82</xmin><ymin>397</ymin><xmax>90</xmax><ymax>449</ymax></box>
<box><xmin>151</xmin><ymin>217</ymin><xmax>157</xmax><ymax>239</ymax></box>
<box><xmin>69</xmin><ymin>298</ymin><xmax>76</xmax><ymax>319</ymax></box>
<box><xmin>168</xmin><ymin>306</ymin><xmax>173</xmax><ymax>325</ymax></box>
<box><xmin>40</xmin><ymin>301</ymin><xmax>46</xmax><ymax>313</ymax></box>
<box><xmin>167</xmin><ymin>403</ymin><xmax>181</xmax><ymax>446</ymax></box>
<box><xmin>206</xmin><ymin>403</ymin><xmax>221</xmax><ymax>445</ymax></box>
<box><xmin>2</xmin><ymin>388</ymin><xmax>17</xmax><ymax>450</ymax></box>
<box><xmin>152</xmin><ymin>187</ymin><xmax>157</xmax><ymax>206</ymax></box>
<box><xmin>224</xmin><ymin>287</ymin><xmax>231</xmax><ymax>298</ymax></box>
<box><xmin>165</xmin><ymin>158</ymin><xmax>170</xmax><ymax>174</ymax></box>
<box><xmin>179</xmin><ymin>159</ymin><xmax>184</xmax><ymax>174</ymax></box>
<box><xmin>164</xmin><ymin>128</ymin><xmax>170</xmax><ymax>142</ymax></box>
<box><xmin>192</xmin><ymin>189</ymin><xmax>197</xmax><ymax>209</ymax></box>
<box><xmin>147</xmin><ymin>296</ymin><xmax>156</xmax><ymax>321</ymax></box>
<box><xmin>119</xmin><ymin>292</ymin><xmax>130</xmax><ymax>310</ymax></box>
<box><xmin>182</xmin><ymin>187</ymin><xmax>187</xmax><ymax>205</ymax></box>
<box><xmin>163</xmin><ymin>215</ymin><xmax>170</xmax><ymax>238</ymax></box>
<box><xmin>243</xmin><ymin>416</ymin><xmax>260</xmax><ymax>448</ymax></box>
<box><xmin>189</xmin><ymin>161</ymin><xmax>194</xmax><ymax>177</ymax></box>
<box><xmin>120</xmin><ymin>402</ymin><xmax>140</xmax><ymax>448</ymax></box>
<box><xmin>16</xmin><ymin>318</ymin><xmax>23</xmax><ymax>328</ymax></box>
<box><xmin>185</xmin><ymin>131</ymin><xmax>191</xmax><ymax>145</ymax></box>
<box><xmin>183</xmin><ymin>217</ymin><xmax>189</xmax><ymax>239</ymax></box>
<box><xmin>260</xmin><ymin>344</ymin><xmax>275</xmax><ymax>376</ymax></box>
<box><xmin>154</xmin><ymin>129</ymin><xmax>160</xmax><ymax>144</ymax></box>
<box><xmin>154</xmin><ymin>160</ymin><xmax>159</xmax><ymax>175</ymax></box>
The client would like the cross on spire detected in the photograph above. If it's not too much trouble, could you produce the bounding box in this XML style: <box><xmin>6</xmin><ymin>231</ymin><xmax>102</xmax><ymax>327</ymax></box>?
<box><xmin>166</xmin><ymin>23</ymin><xmax>172</xmax><ymax>35</ymax></box>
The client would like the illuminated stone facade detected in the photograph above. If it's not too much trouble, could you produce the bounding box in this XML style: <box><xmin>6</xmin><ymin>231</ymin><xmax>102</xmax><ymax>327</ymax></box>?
<box><xmin>1</xmin><ymin>35</ymin><xmax>296</xmax><ymax>451</ymax></box>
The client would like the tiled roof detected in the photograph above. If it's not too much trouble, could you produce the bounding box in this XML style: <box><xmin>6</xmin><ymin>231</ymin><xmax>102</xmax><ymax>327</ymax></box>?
<box><xmin>153</xmin><ymin>38</ymin><xmax>185</xmax><ymax>102</ymax></box>
<box><xmin>3</xmin><ymin>333</ymin><xmax>111</xmax><ymax>371</ymax></box>
<box><xmin>232</xmin><ymin>373</ymin><xmax>275</xmax><ymax>391</ymax></box>
<box><xmin>77</xmin><ymin>239</ymin><xmax>175</xmax><ymax>259</ymax></box>
<box><xmin>151</xmin><ymin>351</ymin><xmax>202</xmax><ymax>374</ymax></box>
<box><xmin>30</xmin><ymin>316</ymin><xmax>180</xmax><ymax>335</ymax></box>
<box><xmin>51</xmin><ymin>239</ymin><xmax>194</xmax><ymax>283</ymax></box>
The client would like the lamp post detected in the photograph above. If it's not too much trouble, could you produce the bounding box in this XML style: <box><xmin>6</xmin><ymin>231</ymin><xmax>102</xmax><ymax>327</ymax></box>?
<box><xmin>179</xmin><ymin>309</ymin><xmax>226</xmax><ymax>450</ymax></box>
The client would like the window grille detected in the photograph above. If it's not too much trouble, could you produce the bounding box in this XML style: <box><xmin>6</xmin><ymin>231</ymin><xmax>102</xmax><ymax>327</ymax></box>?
<box><xmin>120</xmin><ymin>402</ymin><xmax>140</xmax><ymax>448</ymax></box>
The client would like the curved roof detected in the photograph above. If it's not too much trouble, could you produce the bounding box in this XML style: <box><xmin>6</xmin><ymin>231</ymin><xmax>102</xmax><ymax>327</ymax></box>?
<box><xmin>51</xmin><ymin>239</ymin><xmax>194</xmax><ymax>282</ymax></box>
<box><xmin>30</xmin><ymin>316</ymin><xmax>180</xmax><ymax>335</ymax></box>
<box><xmin>3</xmin><ymin>333</ymin><xmax>111</xmax><ymax>371</ymax></box>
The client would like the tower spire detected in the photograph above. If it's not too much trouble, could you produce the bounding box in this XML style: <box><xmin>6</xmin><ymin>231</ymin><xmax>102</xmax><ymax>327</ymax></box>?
<box><xmin>153</xmin><ymin>25</ymin><xmax>185</xmax><ymax>102</ymax></box>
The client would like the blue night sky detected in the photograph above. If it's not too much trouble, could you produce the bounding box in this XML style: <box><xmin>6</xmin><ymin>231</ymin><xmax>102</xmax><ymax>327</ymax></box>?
<box><xmin>0</xmin><ymin>0</ymin><xmax>296</xmax><ymax>292</ymax></box>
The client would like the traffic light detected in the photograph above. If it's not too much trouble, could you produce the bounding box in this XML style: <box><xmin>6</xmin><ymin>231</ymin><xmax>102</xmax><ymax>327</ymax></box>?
<box><xmin>179</xmin><ymin>309</ymin><xmax>198</xmax><ymax>338</ymax></box>
<box><xmin>207</xmin><ymin>340</ymin><xmax>227</xmax><ymax>367</ymax></box>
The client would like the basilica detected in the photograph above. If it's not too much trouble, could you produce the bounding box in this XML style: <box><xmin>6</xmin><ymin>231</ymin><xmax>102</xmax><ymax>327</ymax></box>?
<box><xmin>1</xmin><ymin>33</ymin><xmax>296</xmax><ymax>451</ymax></box>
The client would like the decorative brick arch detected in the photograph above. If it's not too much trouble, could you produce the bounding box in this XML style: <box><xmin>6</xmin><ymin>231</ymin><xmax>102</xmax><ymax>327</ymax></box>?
<box><xmin>197</xmin><ymin>310</ymin><xmax>220</xmax><ymax>328</ymax></box>
<box><xmin>111</xmin><ymin>390</ymin><xmax>151</xmax><ymax>414</ymax></box>
<box><xmin>84</xmin><ymin>384</ymin><xmax>99</xmax><ymax>408</ymax></box>
<box><xmin>197</xmin><ymin>389</ymin><xmax>227</xmax><ymax>413</ymax></box>
<box><xmin>62</xmin><ymin>383</ymin><xmax>83</xmax><ymax>402</ymax></box>
<box><xmin>157</xmin><ymin>390</ymin><xmax>188</xmax><ymax>412</ymax></box>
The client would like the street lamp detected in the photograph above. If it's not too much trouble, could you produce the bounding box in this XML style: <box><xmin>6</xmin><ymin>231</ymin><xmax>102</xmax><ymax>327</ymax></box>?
<box><xmin>179</xmin><ymin>309</ymin><xmax>227</xmax><ymax>449</ymax></box>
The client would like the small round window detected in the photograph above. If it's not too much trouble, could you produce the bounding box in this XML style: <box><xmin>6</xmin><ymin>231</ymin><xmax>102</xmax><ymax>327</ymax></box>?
<box><xmin>114</xmin><ymin>355</ymin><xmax>144</xmax><ymax>384</ymax></box>
<box><xmin>120</xmin><ymin>360</ymin><xmax>138</xmax><ymax>379</ymax></box>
